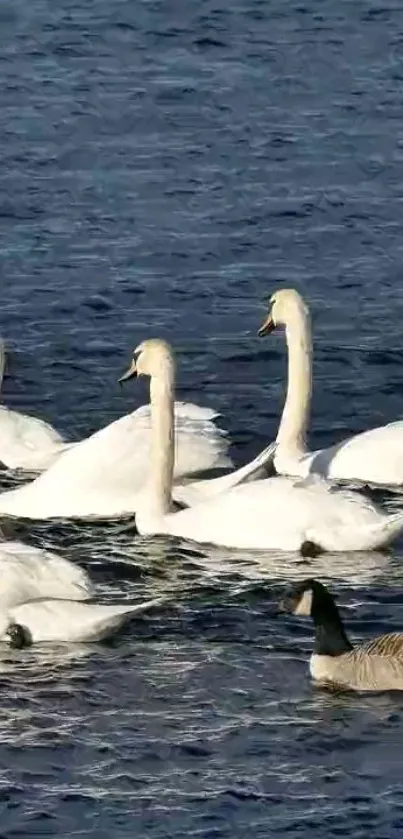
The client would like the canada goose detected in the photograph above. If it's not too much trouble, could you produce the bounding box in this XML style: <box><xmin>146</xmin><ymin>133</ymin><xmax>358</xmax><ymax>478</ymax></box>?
<box><xmin>279</xmin><ymin>578</ymin><xmax>403</xmax><ymax>691</ymax></box>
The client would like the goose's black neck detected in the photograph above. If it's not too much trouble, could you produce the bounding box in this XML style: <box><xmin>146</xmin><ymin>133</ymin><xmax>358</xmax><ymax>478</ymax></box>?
<box><xmin>311</xmin><ymin>583</ymin><xmax>353</xmax><ymax>656</ymax></box>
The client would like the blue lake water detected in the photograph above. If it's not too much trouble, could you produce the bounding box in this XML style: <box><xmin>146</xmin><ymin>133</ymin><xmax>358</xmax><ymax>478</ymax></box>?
<box><xmin>1</xmin><ymin>0</ymin><xmax>403</xmax><ymax>835</ymax></box>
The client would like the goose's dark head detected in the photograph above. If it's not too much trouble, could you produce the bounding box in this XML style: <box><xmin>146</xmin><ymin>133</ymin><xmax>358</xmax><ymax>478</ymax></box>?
<box><xmin>279</xmin><ymin>578</ymin><xmax>352</xmax><ymax>656</ymax></box>
<box><xmin>279</xmin><ymin>578</ymin><xmax>335</xmax><ymax>617</ymax></box>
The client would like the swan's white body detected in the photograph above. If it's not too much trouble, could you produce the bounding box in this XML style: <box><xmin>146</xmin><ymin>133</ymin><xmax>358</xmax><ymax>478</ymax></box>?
<box><xmin>0</xmin><ymin>402</ymin><xmax>233</xmax><ymax>520</ymax></box>
<box><xmin>259</xmin><ymin>289</ymin><xmax>403</xmax><ymax>487</ymax></box>
<box><xmin>1</xmin><ymin>596</ymin><xmax>164</xmax><ymax>644</ymax></box>
<box><xmin>0</xmin><ymin>538</ymin><xmax>164</xmax><ymax>644</ymax></box>
<box><xmin>130</xmin><ymin>339</ymin><xmax>403</xmax><ymax>553</ymax></box>
<box><xmin>0</xmin><ymin>540</ymin><xmax>93</xmax><ymax>609</ymax></box>
<box><xmin>140</xmin><ymin>475</ymin><xmax>403</xmax><ymax>552</ymax></box>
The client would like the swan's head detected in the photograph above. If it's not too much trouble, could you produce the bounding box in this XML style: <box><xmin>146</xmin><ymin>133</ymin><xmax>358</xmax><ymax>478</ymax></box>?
<box><xmin>258</xmin><ymin>288</ymin><xmax>308</xmax><ymax>336</ymax></box>
<box><xmin>119</xmin><ymin>338</ymin><xmax>175</xmax><ymax>383</ymax></box>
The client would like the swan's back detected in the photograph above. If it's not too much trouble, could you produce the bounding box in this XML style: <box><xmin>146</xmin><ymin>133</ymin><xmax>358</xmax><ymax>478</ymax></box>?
<box><xmin>158</xmin><ymin>476</ymin><xmax>389</xmax><ymax>552</ymax></box>
<box><xmin>324</xmin><ymin>421</ymin><xmax>403</xmax><ymax>485</ymax></box>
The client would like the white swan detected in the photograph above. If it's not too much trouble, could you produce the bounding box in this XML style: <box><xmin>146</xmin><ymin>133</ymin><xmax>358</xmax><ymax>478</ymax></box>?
<box><xmin>0</xmin><ymin>379</ymin><xmax>233</xmax><ymax>520</ymax></box>
<box><xmin>0</xmin><ymin>340</ymin><xmax>73</xmax><ymax>471</ymax></box>
<box><xmin>0</xmin><ymin>535</ymin><xmax>165</xmax><ymax>645</ymax></box>
<box><xmin>1</xmin><ymin>596</ymin><xmax>165</xmax><ymax>646</ymax></box>
<box><xmin>258</xmin><ymin>288</ymin><xmax>403</xmax><ymax>486</ymax></box>
<box><xmin>121</xmin><ymin>339</ymin><xmax>403</xmax><ymax>552</ymax></box>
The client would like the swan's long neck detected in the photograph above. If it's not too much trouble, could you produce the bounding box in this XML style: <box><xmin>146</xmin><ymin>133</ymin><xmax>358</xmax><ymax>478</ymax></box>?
<box><xmin>148</xmin><ymin>371</ymin><xmax>175</xmax><ymax>517</ymax></box>
<box><xmin>276</xmin><ymin>304</ymin><xmax>312</xmax><ymax>456</ymax></box>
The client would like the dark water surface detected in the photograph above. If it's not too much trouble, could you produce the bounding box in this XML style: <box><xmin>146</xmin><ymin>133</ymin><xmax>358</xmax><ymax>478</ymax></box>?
<box><xmin>1</xmin><ymin>0</ymin><xmax>403</xmax><ymax>835</ymax></box>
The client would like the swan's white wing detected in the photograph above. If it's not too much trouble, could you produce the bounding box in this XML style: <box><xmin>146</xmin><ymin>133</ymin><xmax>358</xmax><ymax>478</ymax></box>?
<box><xmin>0</xmin><ymin>541</ymin><xmax>94</xmax><ymax>609</ymax></box>
<box><xmin>0</xmin><ymin>402</ymin><xmax>232</xmax><ymax>520</ymax></box>
<box><xmin>0</xmin><ymin>406</ymin><xmax>69</xmax><ymax>471</ymax></box>
<box><xmin>143</xmin><ymin>476</ymin><xmax>401</xmax><ymax>553</ymax></box>
<box><xmin>174</xmin><ymin>442</ymin><xmax>276</xmax><ymax>506</ymax></box>
<box><xmin>135</xmin><ymin>401</ymin><xmax>220</xmax><ymax>423</ymax></box>
<box><xmin>132</xmin><ymin>401</ymin><xmax>232</xmax><ymax>475</ymax></box>
<box><xmin>140</xmin><ymin>477</ymin><xmax>314</xmax><ymax>550</ymax></box>
<box><xmin>6</xmin><ymin>596</ymin><xmax>166</xmax><ymax>643</ymax></box>
<box><xmin>323</xmin><ymin>421</ymin><xmax>403</xmax><ymax>486</ymax></box>
<box><xmin>277</xmin><ymin>423</ymin><xmax>403</xmax><ymax>487</ymax></box>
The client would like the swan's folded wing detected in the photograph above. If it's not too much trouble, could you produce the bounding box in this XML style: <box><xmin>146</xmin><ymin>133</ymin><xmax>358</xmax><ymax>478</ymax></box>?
<box><xmin>0</xmin><ymin>404</ymin><xmax>69</xmax><ymax>471</ymax></box>
<box><xmin>135</xmin><ymin>401</ymin><xmax>222</xmax><ymax>423</ymax></box>
<box><xmin>0</xmin><ymin>401</ymin><xmax>232</xmax><ymax>519</ymax></box>
<box><xmin>162</xmin><ymin>477</ymin><xmax>314</xmax><ymax>551</ymax></box>
<box><xmin>324</xmin><ymin>421</ymin><xmax>403</xmax><ymax>486</ymax></box>
<box><xmin>0</xmin><ymin>541</ymin><xmax>94</xmax><ymax>608</ymax></box>
<box><xmin>132</xmin><ymin>401</ymin><xmax>232</xmax><ymax>473</ymax></box>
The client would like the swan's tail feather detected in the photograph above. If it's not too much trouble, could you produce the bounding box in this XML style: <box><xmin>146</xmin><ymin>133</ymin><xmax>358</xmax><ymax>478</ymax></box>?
<box><xmin>345</xmin><ymin>511</ymin><xmax>403</xmax><ymax>552</ymax></box>
<box><xmin>81</xmin><ymin>596</ymin><xmax>168</xmax><ymax>641</ymax></box>
<box><xmin>126</xmin><ymin>596</ymin><xmax>168</xmax><ymax>616</ymax></box>
<box><xmin>208</xmin><ymin>440</ymin><xmax>277</xmax><ymax>495</ymax></box>
<box><xmin>306</xmin><ymin>509</ymin><xmax>403</xmax><ymax>554</ymax></box>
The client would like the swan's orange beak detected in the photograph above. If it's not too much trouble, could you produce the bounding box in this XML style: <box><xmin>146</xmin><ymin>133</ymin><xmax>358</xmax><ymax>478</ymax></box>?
<box><xmin>257</xmin><ymin>313</ymin><xmax>276</xmax><ymax>337</ymax></box>
<box><xmin>118</xmin><ymin>357</ymin><xmax>138</xmax><ymax>383</ymax></box>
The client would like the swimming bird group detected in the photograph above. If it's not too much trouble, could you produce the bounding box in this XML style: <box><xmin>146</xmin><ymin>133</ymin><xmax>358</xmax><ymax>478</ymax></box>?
<box><xmin>1</xmin><ymin>289</ymin><xmax>403</xmax><ymax>690</ymax></box>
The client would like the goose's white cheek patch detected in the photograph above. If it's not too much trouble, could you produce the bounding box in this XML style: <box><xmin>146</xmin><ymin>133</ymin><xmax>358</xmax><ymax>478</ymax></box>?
<box><xmin>294</xmin><ymin>589</ymin><xmax>313</xmax><ymax>616</ymax></box>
